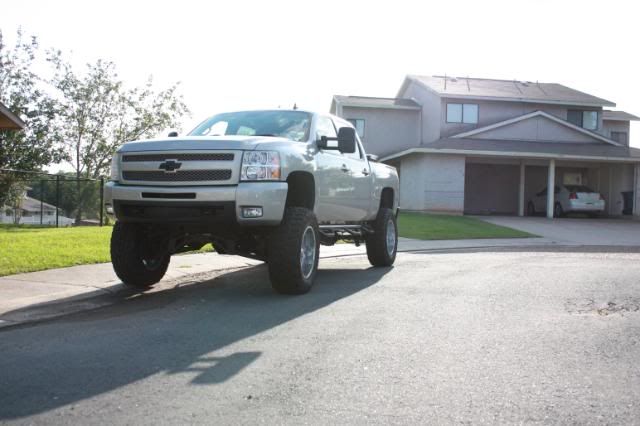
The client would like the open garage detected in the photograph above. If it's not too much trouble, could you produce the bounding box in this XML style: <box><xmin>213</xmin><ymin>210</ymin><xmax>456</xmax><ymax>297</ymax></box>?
<box><xmin>464</xmin><ymin>157</ymin><xmax>637</xmax><ymax>217</ymax></box>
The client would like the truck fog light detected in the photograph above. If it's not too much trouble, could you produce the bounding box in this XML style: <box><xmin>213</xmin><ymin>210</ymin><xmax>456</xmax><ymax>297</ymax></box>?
<box><xmin>105</xmin><ymin>204</ymin><xmax>114</xmax><ymax>215</ymax></box>
<box><xmin>242</xmin><ymin>207</ymin><xmax>263</xmax><ymax>218</ymax></box>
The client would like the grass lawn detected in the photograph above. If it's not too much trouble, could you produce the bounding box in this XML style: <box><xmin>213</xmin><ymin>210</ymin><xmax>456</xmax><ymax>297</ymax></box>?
<box><xmin>397</xmin><ymin>212</ymin><xmax>534</xmax><ymax>240</ymax></box>
<box><xmin>0</xmin><ymin>225</ymin><xmax>114</xmax><ymax>276</ymax></box>
<box><xmin>0</xmin><ymin>224</ymin><xmax>215</xmax><ymax>277</ymax></box>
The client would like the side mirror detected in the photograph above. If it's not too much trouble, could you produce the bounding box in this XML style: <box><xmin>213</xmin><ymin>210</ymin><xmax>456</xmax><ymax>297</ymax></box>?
<box><xmin>337</xmin><ymin>127</ymin><xmax>356</xmax><ymax>154</ymax></box>
<box><xmin>168</xmin><ymin>131</ymin><xmax>178</xmax><ymax>137</ymax></box>
<box><xmin>366</xmin><ymin>153</ymin><xmax>378</xmax><ymax>162</ymax></box>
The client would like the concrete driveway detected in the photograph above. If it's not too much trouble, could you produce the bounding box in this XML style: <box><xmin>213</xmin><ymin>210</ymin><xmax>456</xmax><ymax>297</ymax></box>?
<box><xmin>478</xmin><ymin>216</ymin><xmax>640</xmax><ymax>246</ymax></box>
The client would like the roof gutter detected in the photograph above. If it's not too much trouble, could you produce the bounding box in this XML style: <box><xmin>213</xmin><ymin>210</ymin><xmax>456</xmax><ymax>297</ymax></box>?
<box><xmin>380</xmin><ymin>147</ymin><xmax>640</xmax><ymax>164</ymax></box>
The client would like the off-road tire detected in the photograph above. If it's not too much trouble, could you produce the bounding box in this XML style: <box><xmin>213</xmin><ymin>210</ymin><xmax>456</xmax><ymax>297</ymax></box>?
<box><xmin>365</xmin><ymin>208</ymin><xmax>398</xmax><ymax>267</ymax></box>
<box><xmin>267</xmin><ymin>207</ymin><xmax>320</xmax><ymax>295</ymax></box>
<box><xmin>111</xmin><ymin>221</ymin><xmax>170</xmax><ymax>288</ymax></box>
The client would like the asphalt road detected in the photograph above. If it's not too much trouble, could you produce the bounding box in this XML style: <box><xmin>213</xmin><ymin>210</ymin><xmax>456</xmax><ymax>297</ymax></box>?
<box><xmin>1</xmin><ymin>248</ymin><xmax>640</xmax><ymax>424</ymax></box>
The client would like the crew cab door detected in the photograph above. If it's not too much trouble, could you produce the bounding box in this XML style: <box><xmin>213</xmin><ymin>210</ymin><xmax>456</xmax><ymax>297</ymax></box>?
<box><xmin>313</xmin><ymin>116</ymin><xmax>358</xmax><ymax>222</ymax></box>
<box><xmin>333</xmin><ymin>122</ymin><xmax>372</xmax><ymax>221</ymax></box>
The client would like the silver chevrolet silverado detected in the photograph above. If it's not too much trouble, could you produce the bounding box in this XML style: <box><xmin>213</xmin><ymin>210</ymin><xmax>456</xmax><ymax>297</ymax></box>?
<box><xmin>105</xmin><ymin>110</ymin><xmax>399</xmax><ymax>294</ymax></box>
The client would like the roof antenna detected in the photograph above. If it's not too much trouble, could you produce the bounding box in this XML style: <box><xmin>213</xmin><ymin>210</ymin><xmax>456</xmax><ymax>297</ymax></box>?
<box><xmin>292</xmin><ymin>103</ymin><xmax>298</xmax><ymax>110</ymax></box>
<box><xmin>444</xmin><ymin>73</ymin><xmax>447</xmax><ymax>90</ymax></box>
<box><xmin>466</xmin><ymin>76</ymin><xmax>470</xmax><ymax>92</ymax></box>
<box><xmin>513</xmin><ymin>79</ymin><xmax>523</xmax><ymax>94</ymax></box>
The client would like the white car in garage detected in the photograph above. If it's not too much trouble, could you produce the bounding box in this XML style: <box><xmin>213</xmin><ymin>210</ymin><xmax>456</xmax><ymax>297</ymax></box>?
<box><xmin>528</xmin><ymin>185</ymin><xmax>605</xmax><ymax>218</ymax></box>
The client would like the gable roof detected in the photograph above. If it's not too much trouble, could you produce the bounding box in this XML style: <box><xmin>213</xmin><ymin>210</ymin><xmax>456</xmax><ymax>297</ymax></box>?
<box><xmin>381</xmin><ymin>139</ymin><xmax>640</xmax><ymax>163</ymax></box>
<box><xmin>603</xmin><ymin>110</ymin><xmax>640</xmax><ymax>121</ymax></box>
<box><xmin>398</xmin><ymin>75</ymin><xmax>616</xmax><ymax>108</ymax></box>
<box><xmin>450</xmin><ymin>110</ymin><xmax>621</xmax><ymax>146</ymax></box>
<box><xmin>0</xmin><ymin>101</ymin><xmax>25</xmax><ymax>130</ymax></box>
<box><xmin>331</xmin><ymin>95</ymin><xmax>421</xmax><ymax>111</ymax></box>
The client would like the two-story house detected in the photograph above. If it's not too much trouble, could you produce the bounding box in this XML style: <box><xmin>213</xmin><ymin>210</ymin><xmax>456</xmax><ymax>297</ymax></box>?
<box><xmin>331</xmin><ymin>75</ymin><xmax>640</xmax><ymax>218</ymax></box>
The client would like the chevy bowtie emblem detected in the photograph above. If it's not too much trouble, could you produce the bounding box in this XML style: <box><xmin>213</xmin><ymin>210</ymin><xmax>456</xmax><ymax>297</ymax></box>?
<box><xmin>159</xmin><ymin>159</ymin><xmax>182</xmax><ymax>173</ymax></box>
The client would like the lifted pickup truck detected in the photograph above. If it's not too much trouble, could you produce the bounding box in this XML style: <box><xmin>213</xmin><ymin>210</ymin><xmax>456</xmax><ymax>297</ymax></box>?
<box><xmin>105</xmin><ymin>110</ymin><xmax>399</xmax><ymax>294</ymax></box>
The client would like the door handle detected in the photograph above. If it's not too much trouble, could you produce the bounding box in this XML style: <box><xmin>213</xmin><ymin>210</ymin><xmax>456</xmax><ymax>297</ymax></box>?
<box><xmin>362</xmin><ymin>168</ymin><xmax>370</xmax><ymax>176</ymax></box>
<box><xmin>341</xmin><ymin>164</ymin><xmax>350</xmax><ymax>173</ymax></box>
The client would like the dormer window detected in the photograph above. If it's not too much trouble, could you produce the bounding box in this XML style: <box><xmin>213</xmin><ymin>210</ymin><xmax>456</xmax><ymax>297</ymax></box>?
<box><xmin>567</xmin><ymin>110</ymin><xmax>599</xmax><ymax>130</ymax></box>
<box><xmin>446</xmin><ymin>103</ymin><xmax>478</xmax><ymax>124</ymax></box>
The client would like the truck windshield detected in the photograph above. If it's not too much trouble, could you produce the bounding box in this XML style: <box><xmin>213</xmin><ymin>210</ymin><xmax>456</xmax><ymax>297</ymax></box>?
<box><xmin>189</xmin><ymin>110</ymin><xmax>311</xmax><ymax>142</ymax></box>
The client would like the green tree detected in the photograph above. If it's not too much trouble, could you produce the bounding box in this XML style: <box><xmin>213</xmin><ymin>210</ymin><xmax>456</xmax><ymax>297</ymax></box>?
<box><xmin>48</xmin><ymin>54</ymin><xmax>190</xmax><ymax>222</ymax></box>
<box><xmin>0</xmin><ymin>29</ymin><xmax>62</xmax><ymax>208</ymax></box>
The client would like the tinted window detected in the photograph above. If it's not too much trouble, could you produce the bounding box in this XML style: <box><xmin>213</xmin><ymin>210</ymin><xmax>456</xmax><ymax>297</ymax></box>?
<box><xmin>446</xmin><ymin>104</ymin><xmax>463</xmax><ymax>123</ymax></box>
<box><xmin>462</xmin><ymin>104</ymin><xmax>478</xmax><ymax>124</ymax></box>
<box><xmin>316</xmin><ymin>116</ymin><xmax>337</xmax><ymax>139</ymax></box>
<box><xmin>583</xmin><ymin>111</ymin><xmax>598</xmax><ymax>130</ymax></box>
<box><xmin>190</xmin><ymin>110</ymin><xmax>311</xmax><ymax>142</ymax></box>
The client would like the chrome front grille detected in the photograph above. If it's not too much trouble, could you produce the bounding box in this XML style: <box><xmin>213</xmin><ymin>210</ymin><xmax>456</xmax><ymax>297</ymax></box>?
<box><xmin>119</xmin><ymin>150</ymin><xmax>240</xmax><ymax>186</ymax></box>
<box><xmin>123</xmin><ymin>170</ymin><xmax>232</xmax><ymax>182</ymax></box>
<box><xmin>122</xmin><ymin>153</ymin><xmax>234</xmax><ymax>162</ymax></box>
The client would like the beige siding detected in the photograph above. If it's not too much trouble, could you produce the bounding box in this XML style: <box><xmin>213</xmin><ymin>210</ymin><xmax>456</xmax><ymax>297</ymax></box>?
<box><xmin>472</xmin><ymin>115</ymin><xmax>601</xmax><ymax>143</ymax></box>
<box><xmin>339</xmin><ymin>106</ymin><xmax>420</xmax><ymax>157</ymax></box>
<box><xmin>440</xmin><ymin>98</ymin><xmax>602</xmax><ymax>139</ymax></box>
<box><xmin>602</xmin><ymin>120</ymin><xmax>631</xmax><ymax>146</ymax></box>
<box><xmin>400</xmin><ymin>154</ymin><xmax>465</xmax><ymax>214</ymax></box>
<box><xmin>399</xmin><ymin>81</ymin><xmax>441</xmax><ymax>143</ymax></box>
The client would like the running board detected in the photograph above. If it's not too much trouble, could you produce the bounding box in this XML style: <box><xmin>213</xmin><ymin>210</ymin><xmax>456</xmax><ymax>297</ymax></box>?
<box><xmin>318</xmin><ymin>224</ymin><xmax>374</xmax><ymax>247</ymax></box>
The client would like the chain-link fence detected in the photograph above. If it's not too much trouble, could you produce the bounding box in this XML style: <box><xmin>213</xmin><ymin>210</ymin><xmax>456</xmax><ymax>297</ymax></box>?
<box><xmin>0</xmin><ymin>169</ymin><xmax>105</xmax><ymax>227</ymax></box>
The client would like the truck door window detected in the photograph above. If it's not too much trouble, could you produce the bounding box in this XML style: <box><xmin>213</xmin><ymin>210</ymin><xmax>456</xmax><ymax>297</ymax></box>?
<box><xmin>316</xmin><ymin>116</ymin><xmax>337</xmax><ymax>140</ymax></box>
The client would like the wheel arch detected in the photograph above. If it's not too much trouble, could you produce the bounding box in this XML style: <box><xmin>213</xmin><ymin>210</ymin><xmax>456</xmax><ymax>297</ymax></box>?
<box><xmin>285</xmin><ymin>171</ymin><xmax>315</xmax><ymax>210</ymax></box>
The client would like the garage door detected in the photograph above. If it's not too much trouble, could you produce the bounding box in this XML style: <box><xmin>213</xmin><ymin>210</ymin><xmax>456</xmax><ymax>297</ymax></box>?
<box><xmin>464</xmin><ymin>163</ymin><xmax>519</xmax><ymax>215</ymax></box>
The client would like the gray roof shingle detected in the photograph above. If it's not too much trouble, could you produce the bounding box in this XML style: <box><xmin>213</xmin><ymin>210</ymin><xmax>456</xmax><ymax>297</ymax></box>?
<box><xmin>409</xmin><ymin>75</ymin><xmax>616</xmax><ymax>107</ymax></box>
<box><xmin>603</xmin><ymin>110</ymin><xmax>640</xmax><ymax>121</ymax></box>
<box><xmin>333</xmin><ymin>95</ymin><xmax>421</xmax><ymax>110</ymax></box>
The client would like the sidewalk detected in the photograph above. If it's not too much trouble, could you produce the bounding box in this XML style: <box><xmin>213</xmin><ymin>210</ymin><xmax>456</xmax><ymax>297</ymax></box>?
<box><xmin>0</xmin><ymin>236</ymin><xmax>553</xmax><ymax>328</ymax></box>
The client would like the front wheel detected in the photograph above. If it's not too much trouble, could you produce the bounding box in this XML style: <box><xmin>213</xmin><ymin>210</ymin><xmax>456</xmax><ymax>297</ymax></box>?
<box><xmin>365</xmin><ymin>208</ymin><xmax>398</xmax><ymax>267</ymax></box>
<box><xmin>111</xmin><ymin>222</ymin><xmax>170</xmax><ymax>289</ymax></box>
<box><xmin>267</xmin><ymin>207</ymin><xmax>320</xmax><ymax>295</ymax></box>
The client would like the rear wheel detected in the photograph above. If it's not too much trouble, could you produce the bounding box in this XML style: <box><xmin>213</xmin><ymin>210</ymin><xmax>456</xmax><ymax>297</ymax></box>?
<box><xmin>110</xmin><ymin>222</ymin><xmax>170</xmax><ymax>288</ymax></box>
<box><xmin>267</xmin><ymin>207</ymin><xmax>320</xmax><ymax>295</ymax></box>
<box><xmin>365</xmin><ymin>208</ymin><xmax>398</xmax><ymax>267</ymax></box>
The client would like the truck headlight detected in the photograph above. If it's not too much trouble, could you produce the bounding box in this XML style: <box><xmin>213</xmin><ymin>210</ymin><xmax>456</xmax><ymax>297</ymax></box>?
<box><xmin>241</xmin><ymin>151</ymin><xmax>280</xmax><ymax>181</ymax></box>
<box><xmin>109</xmin><ymin>154</ymin><xmax>120</xmax><ymax>181</ymax></box>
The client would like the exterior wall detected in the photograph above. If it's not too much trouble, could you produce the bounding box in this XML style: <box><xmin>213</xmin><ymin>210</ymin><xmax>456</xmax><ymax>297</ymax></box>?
<box><xmin>439</xmin><ymin>98</ymin><xmax>602</xmax><ymax>139</ymax></box>
<box><xmin>399</xmin><ymin>81</ymin><xmax>441</xmax><ymax>143</ymax></box>
<box><xmin>339</xmin><ymin>106</ymin><xmax>420</xmax><ymax>157</ymax></box>
<box><xmin>472</xmin><ymin>116</ymin><xmax>601</xmax><ymax>143</ymax></box>
<box><xmin>399</xmin><ymin>154</ymin><xmax>465</xmax><ymax>213</ymax></box>
<box><xmin>602</xmin><ymin>120</ymin><xmax>631</xmax><ymax>146</ymax></box>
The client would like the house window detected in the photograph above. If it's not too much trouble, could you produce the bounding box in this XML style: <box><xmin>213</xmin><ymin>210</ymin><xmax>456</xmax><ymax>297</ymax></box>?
<box><xmin>567</xmin><ymin>110</ymin><xmax>599</xmax><ymax>130</ymax></box>
<box><xmin>611</xmin><ymin>131</ymin><xmax>628</xmax><ymax>144</ymax></box>
<box><xmin>447</xmin><ymin>103</ymin><xmax>478</xmax><ymax>124</ymax></box>
<box><xmin>347</xmin><ymin>119</ymin><xmax>365</xmax><ymax>138</ymax></box>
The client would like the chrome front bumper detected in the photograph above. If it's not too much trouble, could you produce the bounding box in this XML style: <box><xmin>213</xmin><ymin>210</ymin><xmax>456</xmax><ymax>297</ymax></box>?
<box><xmin>104</xmin><ymin>181</ymin><xmax>288</xmax><ymax>225</ymax></box>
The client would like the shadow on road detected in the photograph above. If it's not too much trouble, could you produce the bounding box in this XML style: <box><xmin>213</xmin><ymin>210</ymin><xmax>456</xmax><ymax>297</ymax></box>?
<box><xmin>0</xmin><ymin>264</ymin><xmax>391</xmax><ymax>420</ymax></box>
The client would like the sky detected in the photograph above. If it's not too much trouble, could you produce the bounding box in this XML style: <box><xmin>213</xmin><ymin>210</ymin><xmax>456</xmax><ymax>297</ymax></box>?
<box><xmin>2</xmin><ymin>0</ymin><xmax>640</xmax><ymax>146</ymax></box>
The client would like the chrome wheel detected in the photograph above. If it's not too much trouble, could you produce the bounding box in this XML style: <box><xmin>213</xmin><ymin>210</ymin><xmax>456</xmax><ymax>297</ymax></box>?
<box><xmin>300</xmin><ymin>225</ymin><xmax>317</xmax><ymax>279</ymax></box>
<box><xmin>386</xmin><ymin>218</ymin><xmax>396</xmax><ymax>257</ymax></box>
